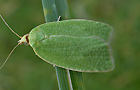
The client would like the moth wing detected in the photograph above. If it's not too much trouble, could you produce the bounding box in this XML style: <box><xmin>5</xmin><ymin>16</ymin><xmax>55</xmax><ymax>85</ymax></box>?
<box><xmin>29</xmin><ymin>20</ymin><xmax>114</xmax><ymax>72</ymax></box>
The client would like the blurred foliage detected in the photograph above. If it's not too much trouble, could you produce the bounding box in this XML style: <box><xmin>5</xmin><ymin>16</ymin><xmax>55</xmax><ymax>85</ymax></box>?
<box><xmin>0</xmin><ymin>0</ymin><xmax>139</xmax><ymax>90</ymax></box>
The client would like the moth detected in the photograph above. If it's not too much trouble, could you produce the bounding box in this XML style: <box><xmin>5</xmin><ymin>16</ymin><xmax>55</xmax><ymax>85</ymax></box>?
<box><xmin>0</xmin><ymin>15</ymin><xmax>114</xmax><ymax>72</ymax></box>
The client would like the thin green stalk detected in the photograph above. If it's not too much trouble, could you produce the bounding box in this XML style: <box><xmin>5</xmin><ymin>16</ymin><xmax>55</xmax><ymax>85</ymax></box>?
<box><xmin>42</xmin><ymin>0</ymin><xmax>84</xmax><ymax>90</ymax></box>
<box><xmin>55</xmin><ymin>67</ymin><xmax>71</xmax><ymax>90</ymax></box>
<box><xmin>54</xmin><ymin>0</ymin><xmax>84</xmax><ymax>90</ymax></box>
<box><xmin>42</xmin><ymin>0</ymin><xmax>70</xmax><ymax>90</ymax></box>
<box><xmin>42</xmin><ymin>0</ymin><xmax>58</xmax><ymax>22</ymax></box>
<box><xmin>54</xmin><ymin>0</ymin><xmax>70</xmax><ymax>20</ymax></box>
<box><xmin>69</xmin><ymin>71</ymin><xmax>84</xmax><ymax>90</ymax></box>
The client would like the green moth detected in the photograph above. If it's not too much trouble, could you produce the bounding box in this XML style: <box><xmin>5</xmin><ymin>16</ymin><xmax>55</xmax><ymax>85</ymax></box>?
<box><xmin>0</xmin><ymin>15</ymin><xmax>114</xmax><ymax>72</ymax></box>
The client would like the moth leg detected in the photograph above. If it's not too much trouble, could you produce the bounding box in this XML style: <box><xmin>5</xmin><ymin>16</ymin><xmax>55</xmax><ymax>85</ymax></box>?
<box><xmin>57</xmin><ymin>16</ymin><xmax>61</xmax><ymax>21</ymax></box>
<box><xmin>53</xmin><ymin>64</ymin><xmax>56</xmax><ymax>67</ymax></box>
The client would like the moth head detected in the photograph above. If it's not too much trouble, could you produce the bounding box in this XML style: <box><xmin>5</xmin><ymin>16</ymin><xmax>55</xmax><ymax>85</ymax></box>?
<box><xmin>18</xmin><ymin>34</ymin><xmax>29</xmax><ymax>45</ymax></box>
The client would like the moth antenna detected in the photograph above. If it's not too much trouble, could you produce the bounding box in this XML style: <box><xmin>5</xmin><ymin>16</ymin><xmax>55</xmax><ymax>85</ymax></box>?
<box><xmin>0</xmin><ymin>15</ymin><xmax>22</xmax><ymax>38</ymax></box>
<box><xmin>0</xmin><ymin>43</ymin><xmax>20</xmax><ymax>70</ymax></box>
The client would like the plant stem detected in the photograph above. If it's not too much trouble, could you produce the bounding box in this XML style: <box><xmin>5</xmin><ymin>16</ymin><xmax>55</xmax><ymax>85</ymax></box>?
<box><xmin>42</xmin><ymin>0</ymin><xmax>70</xmax><ymax>90</ymax></box>
<box><xmin>55</xmin><ymin>67</ymin><xmax>71</xmax><ymax>90</ymax></box>
<box><xmin>69</xmin><ymin>71</ymin><xmax>84</xmax><ymax>90</ymax></box>
<box><xmin>54</xmin><ymin>0</ymin><xmax>70</xmax><ymax>20</ymax></box>
<box><xmin>42</xmin><ymin>0</ymin><xmax>84</xmax><ymax>90</ymax></box>
<box><xmin>54</xmin><ymin>0</ymin><xmax>84</xmax><ymax>90</ymax></box>
<box><xmin>42</xmin><ymin>0</ymin><xmax>58</xmax><ymax>22</ymax></box>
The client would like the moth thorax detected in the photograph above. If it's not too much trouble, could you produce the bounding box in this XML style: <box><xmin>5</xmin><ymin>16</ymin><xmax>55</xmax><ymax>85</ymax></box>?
<box><xmin>18</xmin><ymin>34</ymin><xmax>29</xmax><ymax>45</ymax></box>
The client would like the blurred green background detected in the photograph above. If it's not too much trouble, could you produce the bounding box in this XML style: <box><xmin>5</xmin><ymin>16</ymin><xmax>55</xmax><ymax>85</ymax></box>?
<box><xmin>0</xmin><ymin>0</ymin><xmax>140</xmax><ymax>90</ymax></box>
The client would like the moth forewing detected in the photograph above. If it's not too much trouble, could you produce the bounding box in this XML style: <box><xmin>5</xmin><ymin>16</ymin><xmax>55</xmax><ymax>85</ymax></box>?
<box><xmin>28</xmin><ymin>20</ymin><xmax>114</xmax><ymax>72</ymax></box>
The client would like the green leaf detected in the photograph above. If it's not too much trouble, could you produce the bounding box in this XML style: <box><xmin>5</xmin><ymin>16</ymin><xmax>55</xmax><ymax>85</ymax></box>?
<box><xmin>28</xmin><ymin>20</ymin><xmax>114</xmax><ymax>72</ymax></box>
